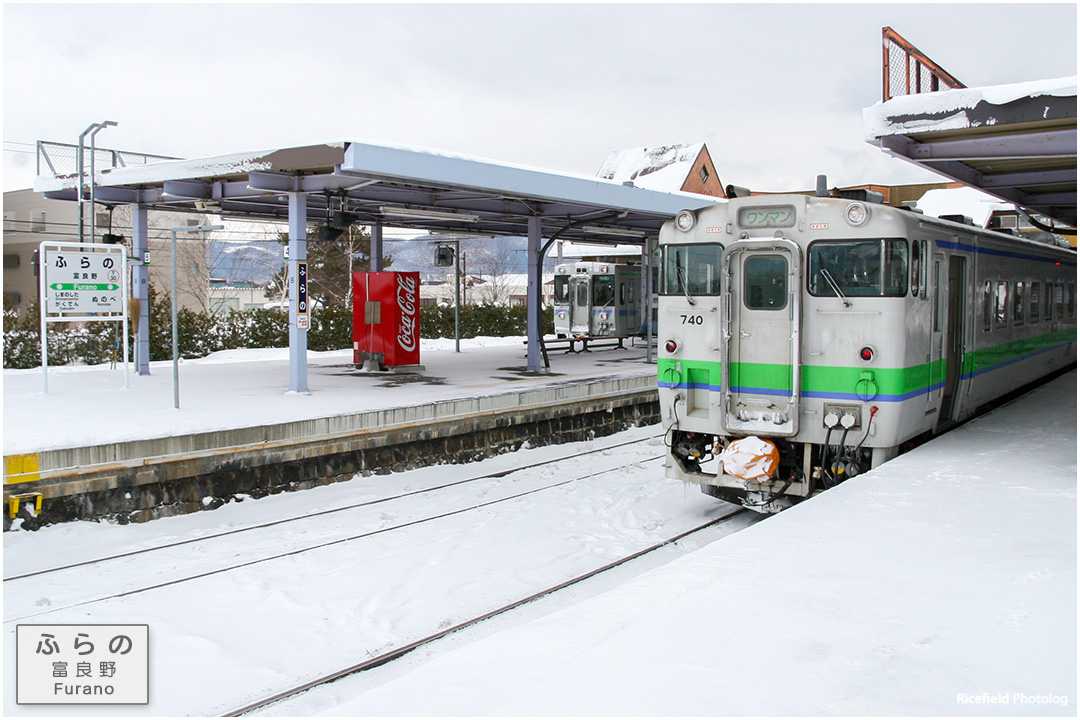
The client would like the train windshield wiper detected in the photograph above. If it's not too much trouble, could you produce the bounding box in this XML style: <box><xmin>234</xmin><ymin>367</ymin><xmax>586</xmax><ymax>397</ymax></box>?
<box><xmin>676</xmin><ymin>262</ymin><xmax>697</xmax><ymax>306</ymax></box>
<box><xmin>820</xmin><ymin>268</ymin><xmax>851</xmax><ymax>307</ymax></box>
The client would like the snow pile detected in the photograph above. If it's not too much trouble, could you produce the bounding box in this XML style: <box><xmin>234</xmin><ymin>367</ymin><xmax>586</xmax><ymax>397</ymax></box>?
<box><xmin>915</xmin><ymin>186</ymin><xmax>1011</xmax><ymax>227</ymax></box>
<box><xmin>863</xmin><ymin>76</ymin><xmax>1077</xmax><ymax>138</ymax></box>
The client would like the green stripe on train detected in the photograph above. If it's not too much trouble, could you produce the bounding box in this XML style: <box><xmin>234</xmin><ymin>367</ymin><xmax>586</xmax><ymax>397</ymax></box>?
<box><xmin>656</xmin><ymin>326</ymin><xmax>1074</xmax><ymax>393</ymax></box>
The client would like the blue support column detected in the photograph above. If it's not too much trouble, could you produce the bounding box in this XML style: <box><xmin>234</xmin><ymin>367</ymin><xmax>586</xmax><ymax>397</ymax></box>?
<box><xmin>370</xmin><ymin>222</ymin><xmax>383</xmax><ymax>271</ymax></box>
<box><xmin>526</xmin><ymin>216</ymin><xmax>543</xmax><ymax>373</ymax></box>
<box><xmin>288</xmin><ymin>192</ymin><xmax>309</xmax><ymax>393</ymax></box>
<box><xmin>132</xmin><ymin>205</ymin><xmax>150</xmax><ymax>375</ymax></box>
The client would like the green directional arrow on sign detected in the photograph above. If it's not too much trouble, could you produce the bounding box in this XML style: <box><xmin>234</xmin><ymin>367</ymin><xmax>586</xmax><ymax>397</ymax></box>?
<box><xmin>50</xmin><ymin>283</ymin><xmax>120</xmax><ymax>291</ymax></box>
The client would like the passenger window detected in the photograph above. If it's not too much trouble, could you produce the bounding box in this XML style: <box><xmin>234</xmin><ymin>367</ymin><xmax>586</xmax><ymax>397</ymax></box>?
<box><xmin>911</xmin><ymin>240</ymin><xmax>921</xmax><ymax>297</ymax></box>
<box><xmin>933</xmin><ymin>261</ymin><xmax>943</xmax><ymax>331</ymax></box>
<box><xmin>1013</xmin><ymin>282</ymin><xmax>1025</xmax><ymax>325</ymax></box>
<box><xmin>1029</xmin><ymin>282</ymin><xmax>1040</xmax><ymax>323</ymax></box>
<box><xmin>744</xmin><ymin>255</ymin><xmax>788</xmax><ymax>310</ymax></box>
<box><xmin>1044</xmin><ymin>283</ymin><xmax>1053</xmax><ymax>321</ymax></box>
<box><xmin>1069</xmin><ymin>283</ymin><xmax>1076</xmax><ymax>318</ymax></box>
<box><xmin>994</xmin><ymin>281</ymin><xmax>1008</xmax><ymax>328</ymax></box>
<box><xmin>1055</xmin><ymin>283</ymin><xmax>1065</xmax><ymax>318</ymax></box>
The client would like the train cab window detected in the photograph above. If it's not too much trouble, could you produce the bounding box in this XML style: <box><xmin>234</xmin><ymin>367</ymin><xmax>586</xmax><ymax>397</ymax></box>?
<box><xmin>981</xmin><ymin>280</ymin><xmax>993</xmax><ymax>330</ymax></box>
<box><xmin>1029</xmin><ymin>282</ymin><xmax>1041</xmax><ymax>323</ymax></box>
<box><xmin>576</xmin><ymin>281</ymin><xmax>589</xmax><ymax>308</ymax></box>
<box><xmin>662</xmin><ymin>243</ymin><xmax>722</xmax><ymax>296</ymax></box>
<box><xmin>1013</xmin><ymin>282</ymin><xmax>1025</xmax><ymax>325</ymax></box>
<box><xmin>808</xmin><ymin>239</ymin><xmax>907</xmax><ymax>297</ymax></box>
<box><xmin>593</xmin><ymin>275</ymin><xmax>615</xmax><ymax>306</ymax></box>
<box><xmin>994</xmin><ymin>281</ymin><xmax>1008</xmax><ymax>328</ymax></box>
<box><xmin>744</xmin><ymin>255</ymin><xmax>787</xmax><ymax>310</ymax></box>
<box><xmin>553</xmin><ymin>276</ymin><xmax>570</xmax><ymax>304</ymax></box>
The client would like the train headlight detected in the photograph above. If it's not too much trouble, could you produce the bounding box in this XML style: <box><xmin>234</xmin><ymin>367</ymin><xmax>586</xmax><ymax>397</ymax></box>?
<box><xmin>859</xmin><ymin>346</ymin><xmax>875</xmax><ymax>362</ymax></box>
<box><xmin>665</xmin><ymin>339</ymin><xmax>678</xmax><ymax>353</ymax></box>
<box><xmin>674</xmin><ymin>210</ymin><xmax>696</xmax><ymax>232</ymax></box>
<box><xmin>845</xmin><ymin>202</ymin><xmax>870</xmax><ymax>227</ymax></box>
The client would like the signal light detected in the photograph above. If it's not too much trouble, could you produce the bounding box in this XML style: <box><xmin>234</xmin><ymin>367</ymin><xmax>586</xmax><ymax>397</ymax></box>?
<box><xmin>102</xmin><ymin>233</ymin><xmax>125</xmax><ymax>245</ymax></box>
<box><xmin>859</xmin><ymin>346</ymin><xmax>874</xmax><ymax>362</ymax></box>
<box><xmin>665</xmin><ymin>340</ymin><xmax>678</xmax><ymax>353</ymax></box>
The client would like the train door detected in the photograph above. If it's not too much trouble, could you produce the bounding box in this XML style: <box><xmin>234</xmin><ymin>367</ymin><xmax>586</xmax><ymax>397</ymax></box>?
<box><xmin>721</xmin><ymin>240</ymin><xmax>802</xmax><ymax>436</ymax></box>
<box><xmin>569</xmin><ymin>272</ymin><xmax>591</xmax><ymax>336</ymax></box>
<box><xmin>938</xmin><ymin>256</ymin><xmax>966</xmax><ymax>426</ymax></box>
<box><xmin>926</xmin><ymin>254</ymin><xmax>945</xmax><ymax>415</ymax></box>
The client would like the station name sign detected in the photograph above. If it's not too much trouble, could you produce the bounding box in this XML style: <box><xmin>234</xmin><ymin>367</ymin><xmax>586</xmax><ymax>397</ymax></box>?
<box><xmin>44</xmin><ymin>247</ymin><xmax>125</xmax><ymax>314</ymax></box>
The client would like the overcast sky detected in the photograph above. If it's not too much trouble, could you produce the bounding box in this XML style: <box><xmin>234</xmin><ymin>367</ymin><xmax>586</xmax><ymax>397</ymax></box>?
<box><xmin>4</xmin><ymin>3</ymin><xmax>1076</xmax><ymax>194</ymax></box>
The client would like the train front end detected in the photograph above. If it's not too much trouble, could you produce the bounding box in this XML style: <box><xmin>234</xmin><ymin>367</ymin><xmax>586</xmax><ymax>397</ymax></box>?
<box><xmin>658</xmin><ymin>193</ymin><xmax>912</xmax><ymax>512</ymax></box>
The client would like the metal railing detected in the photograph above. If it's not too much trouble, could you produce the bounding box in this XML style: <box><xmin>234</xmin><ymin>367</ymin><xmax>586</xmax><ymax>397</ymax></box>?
<box><xmin>36</xmin><ymin>140</ymin><xmax>179</xmax><ymax>178</ymax></box>
<box><xmin>882</xmin><ymin>26</ymin><xmax>965</xmax><ymax>102</ymax></box>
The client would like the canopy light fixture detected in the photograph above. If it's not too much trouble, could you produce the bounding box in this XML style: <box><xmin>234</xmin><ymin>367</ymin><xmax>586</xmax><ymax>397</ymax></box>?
<box><xmin>580</xmin><ymin>225</ymin><xmax>647</xmax><ymax>238</ymax></box>
<box><xmin>379</xmin><ymin>206</ymin><xmax>479</xmax><ymax>223</ymax></box>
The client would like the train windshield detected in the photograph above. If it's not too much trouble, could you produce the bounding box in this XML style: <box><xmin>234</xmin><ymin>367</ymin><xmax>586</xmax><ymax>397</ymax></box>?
<box><xmin>662</xmin><ymin>243</ymin><xmax>722</xmax><ymax>296</ymax></box>
<box><xmin>553</xmin><ymin>276</ymin><xmax>570</xmax><ymax>304</ymax></box>
<box><xmin>593</xmin><ymin>275</ymin><xmax>615</xmax><ymax>306</ymax></box>
<box><xmin>808</xmin><ymin>239</ymin><xmax>908</xmax><ymax>297</ymax></box>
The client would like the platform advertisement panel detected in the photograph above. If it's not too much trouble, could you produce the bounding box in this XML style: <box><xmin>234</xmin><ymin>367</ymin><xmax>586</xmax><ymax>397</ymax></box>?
<box><xmin>353</xmin><ymin>272</ymin><xmax>420</xmax><ymax>368</ymax></box>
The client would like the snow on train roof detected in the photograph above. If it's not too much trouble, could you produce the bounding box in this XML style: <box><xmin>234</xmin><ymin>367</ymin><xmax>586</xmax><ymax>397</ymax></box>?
<box><xmin>862</xmin><ymin>76</ymin><xmax>1077</xmax><ymax>137</ymax></box>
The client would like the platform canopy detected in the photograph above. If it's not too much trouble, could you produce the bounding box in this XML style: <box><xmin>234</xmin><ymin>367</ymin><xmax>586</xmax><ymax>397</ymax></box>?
<box><xmin>863</xmin><ymin>77</ymin><xmax>1077</xmax><ymax>230</ymax></box>
<box><xmin>36</xmin><ymin>139</ymin><xmax>720</xmax><ymax>242</ymax></box>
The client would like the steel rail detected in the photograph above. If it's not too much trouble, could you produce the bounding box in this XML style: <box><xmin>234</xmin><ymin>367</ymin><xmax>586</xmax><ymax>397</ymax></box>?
<box><xmin>5</xmin><ymin>454</ymin><xmax>666</xmax><ymax>624</ymax></box>
<box><xmin>223</xmin><ymin>508</ymin><xmax>750</xmax><ymax>717</ymax></box>
<box><xmin>5</xmin><ymin>434</ymin><xmax>661</xmax><ymax>582</ymax></box>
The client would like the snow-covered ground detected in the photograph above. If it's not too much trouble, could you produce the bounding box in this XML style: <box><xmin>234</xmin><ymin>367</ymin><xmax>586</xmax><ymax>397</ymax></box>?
<box><xmin>3</xmin><ymin>341</ymin><xmax>1074</xmax><ymax>716</ymax></box>
<box><xmin>292</xmin><ymin>370</ymin><xmax>1075</xmax><ymax>717</ymax></box>
<box><xmin>4</xmin><ymin>423</ymin><xmax>758</xmax><ymax>716</ymax></box>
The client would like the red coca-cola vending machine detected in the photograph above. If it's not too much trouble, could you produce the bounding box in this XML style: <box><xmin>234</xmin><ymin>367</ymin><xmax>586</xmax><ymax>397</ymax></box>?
<box><xmin>353</xmin><ymin>271</ymin><xmax>422</xmax><ymax>370</ymax></box>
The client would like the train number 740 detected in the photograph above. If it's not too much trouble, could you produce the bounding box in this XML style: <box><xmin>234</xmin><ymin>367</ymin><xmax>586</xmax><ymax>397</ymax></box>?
<box><xmin>680</xmin><ymin>315</ymin><xmax>704</xmax><ymax>325</ymax></box>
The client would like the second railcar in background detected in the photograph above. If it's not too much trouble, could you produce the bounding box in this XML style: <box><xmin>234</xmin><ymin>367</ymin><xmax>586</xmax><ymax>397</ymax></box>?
<box><xmin>658</xmin><ymin>191</ymin><xmax>1076</xmax><ymax>512</ymax></box>
<box><xmin>553</xmin><ymin>262</ymin><xmax>642</xmax><ymax>338</ymax></box>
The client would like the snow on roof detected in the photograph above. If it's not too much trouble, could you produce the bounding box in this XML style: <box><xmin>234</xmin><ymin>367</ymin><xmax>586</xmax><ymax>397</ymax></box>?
<box><xmin>596</xmin><ymin>143</ymin><xmax>705</xmax><ymax>192</ymax></box>
<box><xmin>863</xmin><ymin>76</ymin><xmax>1077</xmax><ymax>138</ymax></box>
<box><xmin>558</xmin><ymin>241</ymin><xmax>642</xmax><ymax>259</ymax></box>
<box><xmin>914</xmin><ymin>186</ymin><xmax>1012</xmax><ymax>227</ymax></box>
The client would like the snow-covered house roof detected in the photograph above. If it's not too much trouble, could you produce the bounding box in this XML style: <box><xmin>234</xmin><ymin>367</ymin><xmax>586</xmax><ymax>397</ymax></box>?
<box><xmin>596</xmin><ymin>143</ymin><xmax>725</xmax><ymax>198</ymax></box>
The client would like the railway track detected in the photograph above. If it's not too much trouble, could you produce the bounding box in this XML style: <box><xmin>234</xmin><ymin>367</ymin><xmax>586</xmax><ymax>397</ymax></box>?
<box><xmin>4</xmin><ymin>434</ymin><xmax>662</xmax><ymax>583</ymax></box>
<box><xmin>4</xmin><ymin>434</ymin><xmax>667</xmax><ymax>624</ymax></box>
<box><xmin>224</xmin><ymin>507</ymin><xmax>752</xmax><ymax>717</ymax></box>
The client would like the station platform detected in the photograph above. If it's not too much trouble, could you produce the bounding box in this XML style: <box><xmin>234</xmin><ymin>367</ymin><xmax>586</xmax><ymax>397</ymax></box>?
<box><xmin>314</xmin><ymin>370</ymin><xmax>1077</xmax><ymax>716</ymax></box>
<box><xmin>3</xmin><ymin>338</ymin><xmax>657</xmax><ymax>526</ymax></box>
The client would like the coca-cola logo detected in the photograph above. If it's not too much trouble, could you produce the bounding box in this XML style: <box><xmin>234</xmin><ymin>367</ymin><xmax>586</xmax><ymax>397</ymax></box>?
<box><xmin>397</xmin><ymin>274</ymin><xmax>418</xmax><ymax>352</ymax></box>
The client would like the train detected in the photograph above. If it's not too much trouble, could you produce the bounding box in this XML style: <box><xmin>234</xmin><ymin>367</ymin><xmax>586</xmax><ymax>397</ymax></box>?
<box><xmin>553</xmin><ymin>261</ymin><xmax>643</xmax><ymax>339</ymax></box>
<box><xmin>657</xmin><ymin>189</ymin><xmax>1076</xmax><ymax>512</ymax></box>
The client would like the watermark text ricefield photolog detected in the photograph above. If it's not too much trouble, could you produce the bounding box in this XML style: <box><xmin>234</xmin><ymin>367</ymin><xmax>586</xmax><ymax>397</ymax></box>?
<box><xmin>957</xmin><ymin>692</ymin><xmax>1069</xmax><ymax>707</ymax></box>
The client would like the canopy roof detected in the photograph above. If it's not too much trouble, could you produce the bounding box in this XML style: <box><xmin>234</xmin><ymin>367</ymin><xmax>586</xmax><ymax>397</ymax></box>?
<box><xmin>37</xmin><ymin>139</ymin><xmax>721</xmax><ymax>242</ymax></box>
<box><xmin>863</xmin><ymin>77</ymin><xmax>1077</xmax><ymax>229</ymax></box>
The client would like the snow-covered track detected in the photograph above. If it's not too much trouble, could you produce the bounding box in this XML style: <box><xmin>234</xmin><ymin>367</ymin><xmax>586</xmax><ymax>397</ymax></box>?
<box><xmin>224</xmin><ymin>508</ymin><xmax>751</xmax><ymax>717</ymax></box>
<box><xmin>3</xmin><ymin>434</ymin><xmax>661</xmax><ymax>583</ymax></box>
<box><xmin>4</xmin><ymin>437</ymin><xmax>666</xmax><ymax>623</ymax></box>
